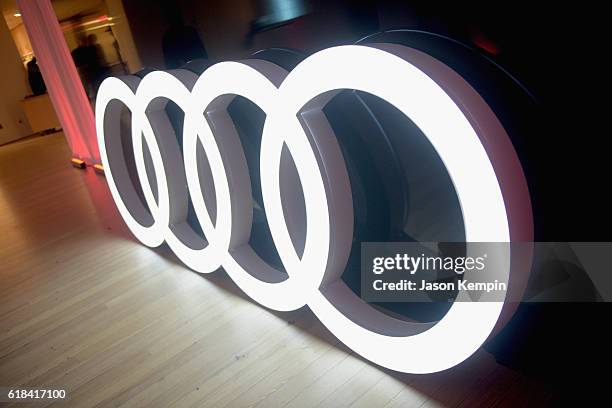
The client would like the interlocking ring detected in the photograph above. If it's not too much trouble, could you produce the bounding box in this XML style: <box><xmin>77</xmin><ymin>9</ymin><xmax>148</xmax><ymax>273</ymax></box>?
<box><xmin>96</xmin><ymin>44</ymin><xmax>532</xmax><ymax>373</ymax></box>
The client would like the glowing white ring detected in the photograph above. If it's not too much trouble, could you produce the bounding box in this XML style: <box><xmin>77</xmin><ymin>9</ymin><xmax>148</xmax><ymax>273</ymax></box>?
<box><xmin>96</xmin><ymin>44</ymin><xmax>532</xmax><ymax>374</ymax></box>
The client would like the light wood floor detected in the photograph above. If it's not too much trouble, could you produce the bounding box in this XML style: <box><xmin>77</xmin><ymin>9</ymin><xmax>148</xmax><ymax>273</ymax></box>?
<box><xmin>0</xmin><ymin>133</ymin><xmax>550</xmax><ymax>407</ymax></box>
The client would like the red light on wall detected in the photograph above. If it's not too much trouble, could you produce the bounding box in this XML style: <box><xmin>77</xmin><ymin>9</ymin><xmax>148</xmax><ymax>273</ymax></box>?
<box><xmin>471</xmin><ymin>32</ymin><xmax>501</xmax><ymax>55</ymax></box>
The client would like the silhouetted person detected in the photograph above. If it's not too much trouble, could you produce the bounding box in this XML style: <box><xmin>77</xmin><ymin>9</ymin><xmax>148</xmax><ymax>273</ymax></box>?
<box><xmin>27</xmin><ymin>57</ymin><xmax>46</xmax><ymax>96</ymax></box>
<box><xmin>162</xmin><ymin>11</ymin><xmax>207</xmax><ymax>69</ymax></box>
<box><xmin>72</xmin><ymin>34</ymin><xmax>105</xmax><ymax>100</ymax></box>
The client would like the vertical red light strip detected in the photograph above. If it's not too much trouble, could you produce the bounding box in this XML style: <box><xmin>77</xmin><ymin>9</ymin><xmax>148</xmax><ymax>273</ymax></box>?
<box><xmin>17</xmin><ymin>0</ymin><xmax>100</xmax><ymax>164</ymax></box>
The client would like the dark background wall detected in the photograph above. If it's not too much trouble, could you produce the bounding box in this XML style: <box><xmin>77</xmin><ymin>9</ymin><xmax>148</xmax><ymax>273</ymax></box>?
<box><xmin>121</xmin><ymin>0</ymin><xmax>609</xmax><ymax>242</ymax></box>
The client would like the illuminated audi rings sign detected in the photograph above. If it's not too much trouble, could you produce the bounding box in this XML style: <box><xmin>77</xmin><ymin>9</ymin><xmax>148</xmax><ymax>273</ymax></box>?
<box><xmin>96</xmin><ymin>44</ymin><xmax>533</xmax><ymax>374</ymax></box>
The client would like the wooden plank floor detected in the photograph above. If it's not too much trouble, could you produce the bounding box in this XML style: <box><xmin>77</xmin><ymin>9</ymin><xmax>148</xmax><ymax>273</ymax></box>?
<box><xmin>0</xmin><ymin>133</ymin><xmax>550</xmax><ymax>407</ymax></box>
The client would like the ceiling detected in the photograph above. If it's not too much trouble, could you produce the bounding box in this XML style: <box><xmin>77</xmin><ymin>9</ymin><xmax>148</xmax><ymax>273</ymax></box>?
<box><xmin>2</xmin><ymin>0</ymin><xmax>105</xmax><ymax>30</ymax></box>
